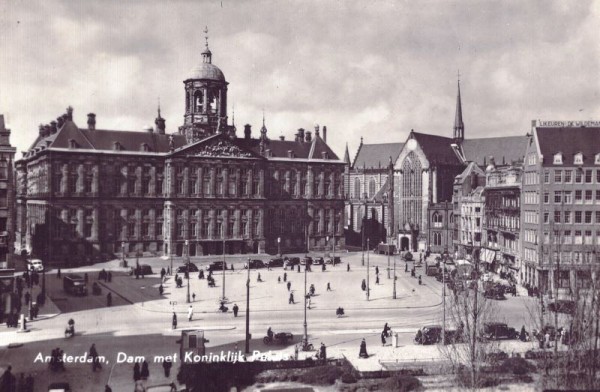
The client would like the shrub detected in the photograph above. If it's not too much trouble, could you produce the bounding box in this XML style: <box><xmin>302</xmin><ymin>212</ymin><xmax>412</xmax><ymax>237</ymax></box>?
<box><xmin>381</xmin><ymin>375</ymin><xmax>422</xmax><ymax>392</ymax></box>
<box><xmin>297</xmin><ymin>365</ymin><xmax>342</xmax><ymax>385</ymax></box>
<box><xmin>341</xmin><ymin>372</ymin><xmax>358</xmax><ymax>384</ymax></box>
<box><xmin>499</xmin><ymin>357</ymin><xmax>535</xmax><ymax>375</ymax></box>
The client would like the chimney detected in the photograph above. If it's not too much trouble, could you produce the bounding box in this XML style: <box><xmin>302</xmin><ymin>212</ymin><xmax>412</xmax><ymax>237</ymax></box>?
<box><xmin>279</xmin><ymin>135</ymin><xmax>285</xmax><ymax>141</ymax></box>
<box><xmin>287</xmin><ymin>150</ymin><xmax>294</xmax><ymax>158</ymax></box>
<box><xmin>57</xmin><ymin>116</ymin><xmax>64</xmax><ymax>129</ymax></box>
<box><xmin>305</xmin><ymin>130</ymin><xmax>312</xmax><ymax>142</ymax></box>
<box><xmin>50</xmin><ymin>121</ymin><xmax>58</xmax><ymax>134</ymax></box>
<box><xmin>244</xmin><ymin>124</ymin><xmax>252</xmax><ymax>140</ymax></box>
<box><xmin>321</xmin><ymin>151</ymin><xmax>328</xmax><ymax>159</ymax></box>
<box><xmin>323</xmin><ymin>126</ymin><xmax>327</xmax><ymax>143</ymax></box>
<box><xmin>87</xmin><ymin>113</ymin><xmax>96</xmax><ymax>130</ymax></box>
<box><xmin>38</xmin><ymin>124</ymin><xmax>45</xmax><ymax>137</ymax></box>
<box><xmin>298</xmin><ymin>128</ymin><xmax>305</xmax><ymax>142</ymax></box>
<box><xmin>314</xmin><ymin>124</ymin><xmax>320</xmax><ymax>138</ymax></box>
<box><xmin>44</xmin><ymin>124</ymin><xmax>52</xmax><ymax>136</ymax></box>
<box><xmin>66</xmin><ymin>106</ymin><xmax>73</xmax><ymax>121</ymax></box>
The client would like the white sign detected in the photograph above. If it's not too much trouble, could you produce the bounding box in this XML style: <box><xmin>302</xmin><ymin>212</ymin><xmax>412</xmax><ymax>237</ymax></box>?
<box><xmin>537</xmin><ymin>120</ymin><xmax>600</xmax><ymax>127</ymax></box>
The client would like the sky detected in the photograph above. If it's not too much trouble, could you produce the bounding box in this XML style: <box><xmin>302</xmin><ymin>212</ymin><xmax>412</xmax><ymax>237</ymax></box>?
<box><xmin>1</xmin><ymin>0</ymin><xmax>599</xmax><ymax>161</ymax></box>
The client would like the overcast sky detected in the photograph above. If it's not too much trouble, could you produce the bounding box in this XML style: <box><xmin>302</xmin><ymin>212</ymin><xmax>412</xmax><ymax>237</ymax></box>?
<box><xmin>1</xmin><ymin>0</ymin><xmax>599</xmax><ymax>161</ymax></box>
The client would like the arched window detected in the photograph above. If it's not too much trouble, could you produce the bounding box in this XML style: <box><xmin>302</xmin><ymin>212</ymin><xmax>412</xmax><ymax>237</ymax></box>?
<box><xmin>433</xmin><ymin>212</ymin><xmax>443</xmax><ymax>228</ymax></box>
<box><xmin>354</xmin><ymin>178</ymin><xmax>361</xmax><ymax>199</ymax></box>
<box><xmin>368</xmin><ymin>178</ymin><xmax>376</xmax><ymax>198</ymax></box>
<box><xmin>401</xmin><ymin>152</ymin><xmax>423</xmax><ymax>228</ymax></box>
<box><xmin>208</xmin><ymin>90</ymin><xmax>218</xmax><ymax>114</ymax></box>
<box><xmin>194</xmin><ymin>90</ymin><xmax>204</xmax><ymax>112</ymax></box>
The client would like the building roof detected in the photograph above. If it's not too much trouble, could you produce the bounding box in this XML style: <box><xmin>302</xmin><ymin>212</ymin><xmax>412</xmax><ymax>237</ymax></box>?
<box><xmin>462</xmin><ymin>135</ymin><xmax>527</xmax><ymax>166</ymax></box>
<box><xmin>235</xmin><ymin>134</ymin><xmax>340</xmax><ymax>161</ymax></box>
<box><xmin>411</xmin><ymin>132</ymin><xmax>462</xmax><ymax>165</ymax></box>
<box><xmin>536</xmin><ymin>126</ymin><xmax>600</xmax><ymax>166</ymax></box>
<box><xmin>352</xmin><ymin>142</ymin><xmax>403</xmax><ymax>169</ymax></box>
<box><xmin>188</xmin><ymin>62</ymin><xmax>226</xmax><ymax>82</ymax></box>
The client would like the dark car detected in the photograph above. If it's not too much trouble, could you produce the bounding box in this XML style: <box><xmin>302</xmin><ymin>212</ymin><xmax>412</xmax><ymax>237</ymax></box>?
<box><xmin>325</xmin><ymin>256</ymin><xmax>341</xmax><ymax>265</ymax></box>
<box><xmin>284</xmin><ymin>257</ymin><xmax>300</xmax><ymax>268</ymax></box>
<box><xmin>267</xmin><ymin>258</ymin><xmax>284</xmax><ymax>268</ymax></box>
<box><xmin>206</xmin><ymin>261</ymin><xmax>228</xmax><ymax>272</ymax></box>
<box><xmin>548</xmin><ymin>300</ymin><xmax>576</xmax><ymax>315</ymax></box>
<box><xmin>482</xmin><ymin>322</ymin><xmax>517</xmax><ymax>340</ymax></box>
<box><xmin>177</xmin><ymin>263</ymin><xmax>198</xmax><ymax>273</ymax></box>
<box><xmin>313</xmin><ymin>257</ymin><xmax>324</xmax><ymax>265</ymax></box>
<box><xmin>414</xmin><ymin>325</ymin><xmax>443</xmax><ymax>345</ymax></box>
<box><xmin>244</xmin><ymin>259</ymin><xmax>266</xmax><ymax>269</ymax></box>
<box><xmin>300</xmin><ymin>256</ymin><xmax>313</xmax><ymax>266</ymax></box>
<box><xmin>484</xmin><ymin>286</ymin><xmax>506</xmax><ymax>300</ymax></box>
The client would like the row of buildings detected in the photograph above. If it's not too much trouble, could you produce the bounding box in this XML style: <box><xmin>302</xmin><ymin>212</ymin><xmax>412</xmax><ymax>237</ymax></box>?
<box><xmin>3</xmin><ymin>37</ymin><xmax>600</xmax><ymax>299</ymax></box>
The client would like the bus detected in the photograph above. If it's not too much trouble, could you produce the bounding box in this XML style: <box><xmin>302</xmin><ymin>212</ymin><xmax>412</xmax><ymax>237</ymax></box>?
<box><xmin>63</xmin><ymin>274</ymin><xmax>87</xmax><ymax>296</ymax></box>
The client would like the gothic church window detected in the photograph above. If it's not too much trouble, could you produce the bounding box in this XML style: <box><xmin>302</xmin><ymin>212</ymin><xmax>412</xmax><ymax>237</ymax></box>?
<box><xmin>368</xmin><ymin>178</ymin><xmax>376</xmax><ymax>198</ymax></box>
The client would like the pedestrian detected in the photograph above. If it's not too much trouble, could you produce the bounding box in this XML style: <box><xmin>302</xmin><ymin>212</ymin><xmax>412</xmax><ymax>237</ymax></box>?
<box><xmin>307</xmin><ymin>296</ymin><xmax>312</xmax><ymax>309</ymax></box>
<box><xmin>233</xmin><ymin>303</ymin><xmax>239</xmax><ymax>317</ymax></box>
<box><xmin>141</xmin><ymin>360</ymin><xmax>149</xmax><ymax>379</ymax></box>
<box><xmin>57</xmin><ymin>269</ymin><xmax>61</xmax><ymax>279</ymax></box>
<box><xmin>418</xmin><ymin>275</ymin><xmax>422</xmax><ymax>285</ymax></box>
<box><xmin>287</xmin><ymin>281</ymin><xmax>291</xmax><ymax>291</ymax></box>
<box><xmin>162</xmin><ymin>358</ymin><xmax>172</xmax><ymax>377</ymax></box>
<box><xmin>376</xmin><ymin>275</ymin><xmax>380</xmax><ymax>284</ymax></box>
<box><xmin>544</xmin><ymin>332</ymin><xmax>551</xmax><ymax>348</ymax></box>
<box><xmin>159</xmin><ymin>284</ymin><xmax>164</xmax><ymax>295</ymax></box>
<box><xmin>167</xmin><ymin>267</ymin><xmax>171</xmax><ymax>276</ymax></box>
<box><xmin>320</xmin><ymin>342</ymin><xmax>327</xmax><ymax>363</ymax></box>
<box><xmin>321</xmin><ymin>264</ymin><xmax>326</xmax><ymax>272</ymax></box>
<box><xmin>105</xmin><ymin>385</ymin><xmax>113</xmax><ymax>392</ymax></box>
<box><xmin>84</xmin><ymin>272</ymin><xmax>89</xmax><ymax>284</ymax></box>
<box><xmin>283</xmin><ymin>272</ymin><xmax>287</xmax><ymax>282</ymax></box>
<box><xmin>381</xmin><ymin>332</ymin><xmax>386</xmax><ymax>346</ymax></box>
<box><xmin>405</xmin><ymin>264</ymin><xmax>408</xmax><ymax>273</ymax></box>
<box><xmin>172</xmin><ymin>312</ymin><xmax>177</xmax><ymax>329</ymax></box>
<box><xmin>24</xmin><ymin>291</ymin><xmax>30</xmax><ymax>306</ymax></box>
<box><xmin>231</xmin><ymin>264</ymin><xmax>234</xmax><ymax>271</ymax></box>
<box><xmin>361</xmin><ymin>279</ymin><xmax>366</xmax><ymax>291</ymax></box>
<box><xmin>188</xmin><ymin>305</ymin><xmax>193</xmax><ymax>321</ymax></box>
<box><xmin>161</xmin><ymin>268</ymin><xmax>166</xmax><ymax>280</ymax></box>
<box><xmin>257</xmin><ymin>272</ymin><xmax>262</xmax><ymax>282</ymax></box>
<box><xmin>89</xmin><ymin>343</ymin><xmax>101</xmax><ymax>371</ymax></box>
<box><xmin>375</xmin><ymin>266</ymin><xmax>379</xmax><ymax>275</ymax></box>
<box><xmin>0</xmin><ymin>365</ymin><xmax>16</xmax><ymax>392</ymax></box>
<box><xmin>327</xmin><ymin>282</ymin><xmax>331</xmax><ymax>291</ymax></box>
<box><xmin>107</xmin><ymin>271</ymin><xmax>112</xmax><ymax>282</ymax></box>
<box><xmin>294</xmin><ymin>344</ymin><xmax>299</xmax><ymax>360</ymax></box>
<box><xmin>106</xmin><ymin>292</ymin><xmax>112</xmax><ymax>307</ymax></box>
<box><xmin>278</xmin><ymin>276</ymin><xmax>281</xmax><ymax>283</ymax></box>
<box><xmin>359</xmin><ymin>339</ymin><xmax>368</xmax><ymax>358</ymax></box>
<box><xmin>133</xmin><ymin>363</ymin><xmax>141</xmax><ymax>382</ymax></box>
<box><xmin>289</xmin><ymin>293</ymin><xmax>295</xmax><ymax>304</ymax></box>
<box><xmin>297</xmin><ymin>264</ymin><xmax>300</xmax><ymax>273</ymax></box>
<box><xmin>347</xmin><ymin>263</ymin><xmax>350</xmax><ymax>272</ymax></box>
<box><xmin>25</xmin><ymin>374</ymin><xmax>34</xmax><ymax>392</ymax></box>
<box><xmin>192</xmin><ymin>293</ymin><xmax>196</xmax><ymax>302</ymax></box>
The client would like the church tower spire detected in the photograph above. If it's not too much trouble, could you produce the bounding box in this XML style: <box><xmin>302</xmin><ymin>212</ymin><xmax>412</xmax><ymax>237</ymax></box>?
<box><xmin>343</xmin><ymin>142</ymin><xmax>351</xmax><ymax>166</ymax></box>
<box><xmin>453</xmin><ymin>71</ymin><xmax>464</xmax><ymax>143</ymax></box>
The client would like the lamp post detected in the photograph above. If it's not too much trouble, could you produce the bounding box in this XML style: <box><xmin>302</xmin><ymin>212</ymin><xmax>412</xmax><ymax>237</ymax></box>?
<box><xmin>326</xmin><ymin>235</ymin><xmax>329</xmax><ymax>263</ymax></box>
<box><xmin>361</xmin><ymin>216</ymin><xmax>365</xmax><ymax>266</ymax></box>
<box><xmin>303</xmin><ymin>255</ymin><xmax>308</xmax><ymax>349</ymax></box>
<box><xmin>121</xmin><ymin>241</ymin><xmax>125</xmax><ymax>265</ymax></box>
<box><xmin>245</xmin><ymin>257</ymin><xmax>251</xmax><ymax>354</ymax></box>
<box><xmin>366</xmin><ymin>238</ymin><xmax>370</xmax><ymax>301</ymax></box>
<box><xmin>332</xmin><ymin>235</ymin><xmax>335</xmax><ymax>266</ymax></box>
<box><xmin>387</xmin><ymin>236</ymin><xmax>391</xmax><ymax>279</ymax></box>
<box><xmin>185</xmin><ymin>240</ymin><xmax>191</xmax><ymax>304</ymax></box>
<box><xmin>442</xmin><ymin>248</ymin><xmax>447</xmax><ymax>345</ymax></box>
<box><xmin>221</xmin><ymin>238</ymin><xmax>227</xmax><ymax>303</ymax></box>
<box><xmin>393</xmin><ymin>251</ymin><xmax>397</xmax><ymax>299</ymax></box>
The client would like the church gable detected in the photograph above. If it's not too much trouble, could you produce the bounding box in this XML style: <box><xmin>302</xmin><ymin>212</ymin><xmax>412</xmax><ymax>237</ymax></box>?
<box><xmin>172</xmin><ymin>134</ymin><xmax>264</xmax><ymax>160</ymax></box>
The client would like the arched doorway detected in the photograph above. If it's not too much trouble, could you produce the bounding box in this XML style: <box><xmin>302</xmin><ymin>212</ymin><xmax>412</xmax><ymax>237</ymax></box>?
<box><xmin>400</xmin><ymin>237</ymin><xmax>410</xmax><ymax>251</ymax></box>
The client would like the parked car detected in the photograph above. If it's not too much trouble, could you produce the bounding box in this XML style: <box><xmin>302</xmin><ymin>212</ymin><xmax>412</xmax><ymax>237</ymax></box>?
<box><xmin>177</xmin><ymin>263</ymin><xmax>198</xmax><ymax>273</ymax></box>
<box><xmin>482</xmin><ymin>322</ymin><xmax>517</xmax><ymax>340</ymax></box>
<box><xmin>313</xmin><ymin>257</ymin><xmax>324</xmax><ymax>265</ymax></box>
<box><xmin>548</xmin><ymin>300</ymin><xmax>576</xmax><ymax>315</ymax></box>
<box><xmin>267</xmin><ymin>258</ymin><xmax>284</xmax><ymax>268</ymax></box>
<box><xmin>425</xmin><ymin>264</ymin><xmax>439</xmax><ymax>276</ymax></box>
<box><xmin>139</xmin><ymin>264</ymin><xmax>154</xmax><ymax>275</ymax></box>
<box><xmin>284</xmin><ymin>257</ymin><xmax>300</xmax><ymax>268</ymax></box>
<box><xmin>28</xmin><ymin>259</ymin><xmax>44</xmax><ymax>272</ymax></box>
<box><xmin>206</xmin><ymin>261</ymin><xmax>228</xmax><ymax>272</ymax></box>
<box><xmin>484</xmin><ymin>286</ymin><xmax>506</xmax><ymax>300</ymax></box>
<box><xmin>325</xmin><ymin>256</ymin><xmax>341</xmax><ymax>265</ymax></box>
<box><xmin>244</xmin><ymin>259</ymin><xmax>266</xmax><ymax>269</ymax></box>
<box><xmin>414</xmin><ymin>325</ymin><xmax>443</xmax><ymax>345</ymax></box>
<box><xmin>403</xmin><ymin>252</ymin><xmax>414</xmax><ymax>261</ymax></box>
<box><xmin>300</xmin><ymin>256</ymin><xmax>313</xmax><ymax>266</ymax></box>
<box><xmin>48</xmin><ymin>382</ymin><xmax>72</xmax><ymax>392</ymax></box>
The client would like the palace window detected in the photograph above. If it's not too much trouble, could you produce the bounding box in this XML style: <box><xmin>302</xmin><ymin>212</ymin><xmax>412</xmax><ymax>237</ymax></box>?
<box><xmin>553</xmin><ymin>153</ymin><xmax>563</xmax><ymax>165</ymax></box>
<box><xmin>554</xmin><ymin>170</ymin><xmax>562</xmax><ymax>183</ymax></box>
<box><xmin>574</xmin><ymin>153</ymin><xmax>584</xmax><ymax>165</ymax></box>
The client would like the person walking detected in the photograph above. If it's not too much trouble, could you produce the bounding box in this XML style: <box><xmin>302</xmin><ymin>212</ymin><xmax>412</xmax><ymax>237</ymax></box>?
<box><xmin>287</xmin><ymin>281</ymin><xmax>291</xmax><ymax>291</ymax></box>
<box><xmin>172</xmin><ymin>312</ymin><xmax>177</xmax><ymax>329</ymax></box>
<box><xmin>107</xmin><ymin>271</ymin><xmax>112</xmax><ymax>282</ymax></box>
<box><xmin>159</xmin><ymin>284</ymin><xmax>164</xmax><ymax>295</ymax></box>
<box><xmin>381</xmin><ymin>332</ymin><xmax>386</xmax><ymax>346</ymax></box>
<box><xmin>89</xmin><ymin>343</ymin><xmax>101</xmax><ymax>371</ymax></box>
<box><xmin>188</xmin><ymin>305</ymin><xmax>193</xmax><ymax>321</ymax></box>
<box><xmin>375</xmin><ymin>266</ymin><xmax>379</xmax><ymax>275</ymax></box>
<box><xmin>376</xmin><ymin>275</ymin><xmax>380</xmax><ymax>285</ymax></box>
<box><xmin>57</xmin><ymin>269</ymin><xmax>61</xmax><ymax>279</ymax></box>
<box><xmin>141</xmin><ymin>360</ymin><xmax>149</xmax><ymax>380</ymax></box>
<box><xmin>289</xmin><ymin>293</ymin><xmax>295</xmax><ymax>304</ymax></box>
<box><xmin>327</xmin><ymin>282</ymin><xmax>331</xmax><ymax>291</ymax></box>
<box><xmin>232</xmin><ymin>303</ymin><xmax>239</xmax><ymax>317</ymax></box>
<box><xmin>347</xmin><ymin>263</ymin><xmax>350</xmax><ymax>272</ymax></box>
<box><xmin>84</xmin><ymin>272</ymin><xmax>89</xmax><ymax>284</ymax></box>
<box><xmin>133</xmin><ymin>363</ymin><xmax>141</xmax><ymax>382</ymax></box>
<box><xmin>162</xmin><ymin>358</ymin><xmax>172</xmax><ymax>377</ymax></box>
<box><xmin>192</xmin><ymin>293</ymin><xmax>196</xmax><ymax>302</ymax></box>
<box><xmin>361</xmin><ymin>279</ymin><xmax>366</xmax><ymax>291</ymax></box>
<box><xmin>359</xmin><ymin>339</ymin><xmax>368</xmax><ymax>358</ymax></box>
<box><xmin>320</xmin><ymin>342</ymin><xmax>327</xmax><ymax>363</ymax></box>
<box><xmin>283</xmin><ymin>272</ymin><xmax>287</xmax><ymax>282</ymax></box>
<box><xmin>307</xmin><ymin>295</ymin><xmax>312</xmax><ymax>309</ymax></box>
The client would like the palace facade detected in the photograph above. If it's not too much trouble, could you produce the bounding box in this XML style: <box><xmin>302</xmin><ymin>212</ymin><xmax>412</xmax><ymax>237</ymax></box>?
<box><xmin>15</xmin><ymin>41</ymin><xmax>345</xmax><ymax>266</ymax></box>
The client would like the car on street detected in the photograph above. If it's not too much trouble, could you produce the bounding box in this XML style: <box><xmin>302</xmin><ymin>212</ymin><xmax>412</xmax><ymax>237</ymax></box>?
<box><xmin>484</xmin><ymin>286</ymin><xmax>506</xmax><ymax>300</ymax></box>
<box><xmin>414</xmin><ymin>325</ymin><xmax>443</xmax><ymax>345</ymax></box>
<box><xmin>313</xmin><ymin>257</ymin><xmax>324</xmax><ymax>265</ymax></box>
<box><xmin>482</xmin><ymin>322</ymin><xmax>518</xmax><ymax>340</ymax></box>
<box><xmin>284</xmin><ymin>257</ymin><xmax>300</xmax><ymax>268</ymax></box>
<box><xmin>403</xmin><ymin>252</ymin><xmax>414</xmax><ymax>261</ymax></box>
<box><xmin>300</xmin><ymin>256</ymin><xmax>313</xmax><ymax>266</ymax></box>
<box><xmin>28</xmin><ymin>259</ymin><xmax>44</xmax><ymax>272</ymax></box>
<box><xmin>548</xmin><ymin>299</ymin><xmax>576</xmax><ymax>315</ymax></box>
<box><xmin>177</xmin><ymin>263</ymin><xmax>198</xmax><ymax>273</ymax></box>
<box><xmin>206</xmin><ymin>261</ymin><xmax>228</xmax><ymax>272</ymax></box>
<box><xmin>267</xmin><ymin>258</ymin><xmax>284</xmax><ymax>268</ymax></box>
<box><xmin>244</xmin><ymin>259</ymin><xmax>266</xmax><ymax>269</ymax></box>
<box><xmin>325</xmin><ymin>256</ymin><xmax>341</xmax><ymax>265</ymax></box>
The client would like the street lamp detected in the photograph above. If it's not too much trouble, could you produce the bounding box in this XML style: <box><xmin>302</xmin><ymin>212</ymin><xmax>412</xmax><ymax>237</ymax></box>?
<box><xmin>185</xmin><ymin>240</ymin><xmax>191</xmax><ymax>304</ymax></box>
<box><xmin>303</xmin><ymin>255</ymin><xmax>309</xmax><ymax>349</ymax></box>
<box><xmin>326</xmin><ymin>235</ymin><xmax>329</xmax><ymax>263</ymax></box>
<box><xmin>393</xmin><ymin>251</ymin><xmax>397</xmax><ymax>299</ymax></box>
<box><xmin>442</xmin><ymin>248</ymin><xmax>447</xmax><ymax>344</ymax></box>
<box><xmin>221</xmin><ymin>238</ymin><xmax>227</xmax><ymax>303</ymax></box>
<box><xmin>121</xmin><ymin>241</ymin><xmax>125</xmax><ymax>264</ymax></box>
<box><xmin>366</xmin><ymin>238</ymin><xmax>370</xmax><ymax>301</ymax></box>
<box><xmin>245</xmin><ymin>257</ymin><xmax>251</xmax><ymax>354</ymax></box>
<box><xmin>361</xmin><ymin>216</ymin><xmax>365</xmax><ymax>266</ymax></box>
<box><xmin>387</xmin><ymin>236</ymin><xmax>391</xmax><ymax>279</ymax></box>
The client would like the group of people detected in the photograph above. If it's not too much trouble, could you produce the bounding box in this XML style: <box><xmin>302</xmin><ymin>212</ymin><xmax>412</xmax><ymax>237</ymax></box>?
<box><xmin>48</xmin><ymin>348</ymin><xmax>66</xmax><ymax>372</ymax></box>
<box><xmin>0</xmin><ymin>366</ymin><xmax>35</xmax><ymax>392</ymax></box>
<box><xmin>98</xmin><ymin>269</ymin><xmax>112</xmax><ymax>282</ymax></box>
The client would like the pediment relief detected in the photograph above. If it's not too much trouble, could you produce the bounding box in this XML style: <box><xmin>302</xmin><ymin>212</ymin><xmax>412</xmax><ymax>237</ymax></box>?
<box><xmin>179</xmin><ymin>137</ymin><xmax>258</xmax><ymax>159</ymax></box>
